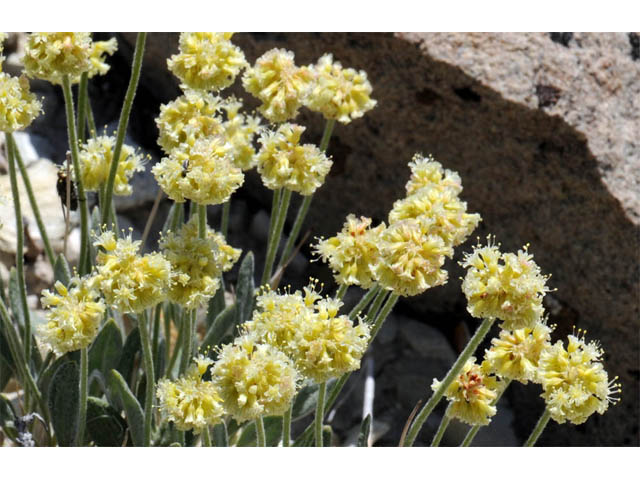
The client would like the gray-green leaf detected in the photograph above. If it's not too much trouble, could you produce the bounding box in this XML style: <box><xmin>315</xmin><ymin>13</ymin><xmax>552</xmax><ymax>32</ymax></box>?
<box><xmin>234</xmin><ymin>252</ymin><xmax>255</xmax><ymax>327</ymax></box>
<box><xmin>107</xmin><ymin>369</ymin><xmax>145</xmax><ymax>447</ymax></box>
<box><xmin>86</xmin><ymin>396</ymin><xmax>127</xmax><ymax>447</ymax></box>
<box><xmin>48</xmin><ymin>360</ymin><xmax>79</xmax><ymax>447</ymax></box>
<box><xmin>53</xmin><ymin>254</ymin><xmax>72</xmax><ymax>287</ymax></box>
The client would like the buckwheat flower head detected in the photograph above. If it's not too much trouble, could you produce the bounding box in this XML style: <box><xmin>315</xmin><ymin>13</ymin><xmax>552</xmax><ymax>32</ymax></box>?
<box><xmin>256</xmin><ymin>123</ymin><xmax>332</xmax><ymax>195</ymax></box>
<box><xmin>83</xmin><ymin>37</ymin><xmax>118</xmax><ymax>80</ymax></box>
<box><xmin>432</xmin><ymin>357</ymin><xmax>498</xmax><ymax>426</ymax></box>
<box><xmin>152</xmin><ymin>136</ymin><xmax>243</xmax><ymax>205</ymax></box>
<box><xmin>71</xmin><ymin>135</ymin><xmax>144</xmax><ymax>195</ymax></box>
<box><xmin>305</xmin><ymin>53</ymin><xmax>376</xmax><ymax>124</ymax></box>
<box><xmin>93</xmin><ymin>231</ymin><xmax>172</xmax><ymax>313</ymax></box>
<box><xmin>220</xmin><ymin>97</ymin><xmax>261</xmax><ymax>170</ymax></box>
<box><xmin>0</xmin><ymin>73</ymin><xmax>42</xmax><ymax>132</ymax></box>
<box><xmin>156</xmin><ymin>90</ymin><xmax>225</xmax><ymax>154</ymax></box>
<box><xmin>168</xmin><ymin>32</ymin><xmax>247</xmax><ymax>92</ymax></box>
<box><xmin>156</xmin><ymin>355</ymin><xmax>225</xmax><ymax>432</ymax></box>
<box><xmin>537</xmin><ymin>331</ymin><xmax>620</xmax><ymax>425</ymax></box>
<box><xmin>39</xmin><ymin>275</ymin><xmax>105</xmax><ymax>355</ymax></box>
<box><xmin>160</xmin><ymin>216</ymin><xmax>241</xmax><ymax>310</ymax></box>
<box><xmin>461</xmin><ymin>237</ymin><xmax>550</xmax><ymax>329</ymax></box>
<box><xmin>23</xmin><ymin>32</ymin><xmax>92</xmax><ymax>84</ymax></box>
<box><xmin>405</xmin><ymin>153</ymin><xmax>463</xmax><ymax>196</ymax></box>
<box><xmin>483</xmin><ymin>321</ymin><xmax>553</xmax><ymax>384</ymax></box>
<box><xmin>242</xmin><ymin>48</ymin><xmax>312</xmax><ymax>123</ymax></box>
<box><xmin>373</xmin><ymin>218</ymin><xmax>451</xmax><ymax>297</ymax></box>
<box><xmin>212</xmin><ymin>335</ymin><xmax>299</xmax><ymax>422</ymax></box>
<box><xmin>313</xmin><ymin>215</ymin><xmax>386</xmax><ymax>288</ymax></box>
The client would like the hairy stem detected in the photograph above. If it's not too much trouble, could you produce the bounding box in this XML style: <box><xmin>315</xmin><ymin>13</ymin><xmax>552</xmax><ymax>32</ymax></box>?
<box><xmin>431</xmin><ymin>406</ymin><xmax>451</xmax><ymax>447</ymax></box>
<box><xmin>221</xmin><ymin>201</ymin><xmax>230</xmax><ymax>238</ymax></box>
<box><xmin>76</xmin><ymin>347</ymin><xmax>88</xmax><ymax>446</ymax></box>
<box><xmin>255</xmin><ymin>416</ymin><xmax>266</xmax><ymax>447</ymax></box>
<box><xmin>524</xmin><ymin>409</ymin><xmax>551</xmax><ymax>447</ymax></box>
<box><xmin>282</xmin><ymin>404</ymin><xmax>292</xmax><ymax>447</ymax></box>
<box><xmin>315</xmin><ymin>381</ymin><xmax>326</xmax><ymax>447</ymax></box>
<box><xmin>138</xmin><ymin>310</ymin><xmax>156</xmax><ymax>446</ymax></box>
<box><xmin>461</xmin><ymin>379</ymin><xmax>511</xmax><ymax>447</ymax></box>
<box><xmin>262</xmin><ymin>188</ymin><xmax>291</xmax><ymax>285</ymax></box>
<box><xmin>77</xmin><ymin>72</ymin><xmax>88</xmax><ymax>143</ymax></box>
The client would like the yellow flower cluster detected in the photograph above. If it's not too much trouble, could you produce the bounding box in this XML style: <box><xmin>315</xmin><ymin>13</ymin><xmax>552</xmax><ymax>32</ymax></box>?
<box><xmin>256</xmin><ymin>123</ymin><xmax>332</xmax><ymax>195</ymax></box>
<box><xmin>373</xmin><ymin>218</ymin><xmax>451</xmax><ymax>297</ymax></box>
<box><xmin>432</xmin><ymin>357</ymin><xmax>498</xmax><ymax>426</ymax></box>
<box><xmin>93</xmin><ymin>231</ymin><xmax>172</xmax><ymax>313</ymax></box>
<box><xmin>242</xmin><ymin>48</ymin><xmax>312</xmax><ymax>123</ymax></box>
<box><xmin>389</xmin><ymin>154</ymin><xmax>481</xmax><ymax>250</ymax></box>
<box><xmin>461</xmin><ymin>238</ymin><xmax>550</xmax><ymax>330</ymax></box>
<box><xmin>168</xmin><ymin>32</ymin><xmax>247</xmax><ymax>92</ymax></box>
<box><xmin>85</xmin><ymin>37</ymin><xmax>118</xmax><ymax>80</ymax></box>
<box><xmin>160</xmin><ymin>216</ymin><xmax>241</xmax><ymax>310</ymax></box>
<box><xmin>212</xmin><ymin>335</ymin><xmax>299</xmax><ymax>422</ymax></box>
<box><xmin>152</xmin><ymin>136</ymin><xmax>244</xmax><ymax>205</ymax></box>
<box><xmin>305</xmin><ymin>53</ymin><xmax>376</xmax><ymax>124</ymax></box>
<box><xmin>537</xmin><ymin>331</ymin><xmax>620</xmax><ymax>425</ymax></box>
<box><xmin>244</xmin><ymin>281</ymin><xmax>370</xmax><ymax>383</ymax></box>
<box><xmin>39</xmin><ymin>276</ymin><xmax>105</xmax><ymax>354</ymax></box>
<box><xmin>155</xmin><ymin>90</ymin><xmax>225</xmax><ymax>154</ymax></box>
<box><xmin>0</xmin><ymin>73</ymin><xmax>42</xmax><ymax>132</ymax></box>
<box><xmin>220</xmin><ymin>97</ymin><xmax>261</xmax><ymax>170</ymax></box>
<box><xmin>483</xmin><ymin>322</ymin><xmax>553</xmax><ymax>384</ymax></box>
<box><xmin>23</xmin><ymin>32</ymin><xmax>92</xmax><ymax>84</ymax></box>
<box><xmin>156</xmin><ymin>355</ymin><xmax>225</xmax><ymax>432</ymax></box>
<box><xmin>314</xmin><ymin>215</ymin><xmax>385</xmax><ymax>289</ymax></box>
<box><xmin>72</xmin><ymin>135</ymin><xmax>144</xmax><ymax>195</ymax></box>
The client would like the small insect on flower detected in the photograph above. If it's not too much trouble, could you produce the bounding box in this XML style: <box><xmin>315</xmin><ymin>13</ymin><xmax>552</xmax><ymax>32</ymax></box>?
<box><xmin>56</xmin><ymin>155</ymin><xmax>78</xmax><ymax>212</ymax></box>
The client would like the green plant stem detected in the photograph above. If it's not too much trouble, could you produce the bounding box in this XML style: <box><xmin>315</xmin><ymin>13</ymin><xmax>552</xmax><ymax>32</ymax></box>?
<box><xmin>261</xmin><ymin>188</ymin><xmax>291</xmax><ymax>286</ymax></box>
<box><xmin>524</xmin><ymin>409</ymin><xmax>551</xmax><ymax>447</ymax></box>
<box><xmin>5</xmin><ymin>133</ymin><xmax>32</xmax><ymax>363</ymax></box>
<box><xmin>12</xmin><ymin>141</ymin><xmax>55</xmax><ymax>266</ymax></box>
<box><xmin>255</xmin><ymin>416</ymin><xmax>266</xmax><ymax>447</ymax></box>
<box><xmin>221</xmin><ymin>201</ymin><xmax>230</xmax><ymax>238</ymax></box>
<box><xmin>282</xmin><ymin>404</ymin><xmax>292</xmax><ymax>447</ymax></box>
<box><xmin>86</xmin><ymin>93</ymin><xmax>97</xmax><ymax>138</ymax></box>
<box><xmin>152</xmin><ymin>304</ymin><xmax>162</xmax><ymax>364</ymax></box>
<box><xmin>138</xmin><ymin>310</ymin><xmax>156</xmax><ymax>446</ymax></box>
<box><xmin>61</xmin><ymin>75</ymin><xmax>90</xmax><ymax>276</ymax></box>
<box><xmin>166</xmin><ymin>311</ymin><xmax>184</xmax><ymax>377</ymax></box>
<box><xmin>431</xmin><ymin>406</ymin><xmax>451</xmax><ymax>447</ymax></box>
<box><xmin>101</xmin><ymin>32</ymin><xmax>146</xmax><ymax>228</ymax></box>
<box><xmin>402</xmin><ymin>317</ymin><xmax>496</xmax><ymax>447</ymax></box>
<box><xmin>335</xmin><ymin>284</ymin><xmax>348</xmax><ymax>301</ymax></box>
<box><xmin>348</xmin><ymin>285</ymin><xmax>381</xmax><ymax>321</ymax></box>
<box><xmin>369</xmin><ymin>293</ymin><xmax>399</xmax><ymax>341</ymax></box>
<box><xmin>76</xmin><ymin>347</ymin><xmax>88</xmax><ymax>446</ymax></box>
<box><xmin>202</xmin><ymin>427</ymin><xmax>212</xmax><ymax>447</ymax></box>
<box><xmin>276</xmin><ymin>119</ymin><xmax>335</xmax><ymax>271</ymax></box>
<box><xmin>365</xmin><ymin>289</ymin><xmax>389</xmax><ymax>326</ymax></box>
<box><xmin>77</xmin><ymin>72</ymin><xmax>89</xmax><ymax>143</ymax></box>
<box><xmin>461</xmin><ymin>379</ymin><xmax>511</xmax><ymax>447</ymax></box>
<box><xmin>179</xmin><ymin>310</ymin><xmax>195</xmax><ymax>375</ymax></box>
<box><xmin>315</xmin><ymin>381</ymin><xmax>327</xmax><ymax>447</ymax></box>
<box><xmin>198</xmin><ymin>204</ymin><xmax>207</xmax><ymax>239</ymax></box>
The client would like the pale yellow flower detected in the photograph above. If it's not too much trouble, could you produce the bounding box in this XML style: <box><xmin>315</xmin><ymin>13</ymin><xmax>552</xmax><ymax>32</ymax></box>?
<box><xmin>168</xmin><ymin>32</ymin><xmax>247</xmax><ymax>92</ymax></box>
<box><xmin>461</xmin><ymin>237</ymin><xmax>550</xmax><ymax>330</ymax></box>
<box><xmin>220</xmin><ymin>97</ymin><xmax>261</xmax><ymax>170</ymax></box>
<box><xmin>212</xmin><ymin>335</ymin><xmax>299</xmax><ymax>422</ymax></box>
<box><xmin>156</xmin><ymin>90</ymin><xmax>225</xmax><ymax>155</ymax></box>
<box><xmin>432</xmin><ymin>357</ymin><xmax>498</xmax><ymax>426</ymax></box>
<box><xmin>0</xmin><ymin>73</ymin><xmax>42</xmax><ymax>132</ymax></box>
<box><xmin>157</xmin><ymin>355</ymin><xmax>225</xmax><ymax>432</ymax></box>
<box><xmin>23</xmin><ymin>32</ymin><xmax>92</xmax><ymax>84</ymax></box>
<box><xmin>483</xmin><ymin>322</ymin><xmax>553</xmax><ymax>384</ymax></box>
<box><xmin>313</xmin><ymin>215</ymin><xmax>385</xmax><ymax>288</ymax></box>
<box><xmin>373</xmin><ymin>218</ymin><xmax>451</xmax><ymax>297</ymax></box>
<box><xmin>39</xmin><ymin>276</ymin><xmax>105</xmax><ymax>354</ymax></box>
<box><xmin>83</xmin><ymin>37</ymin><xmax>117</xmax><ymax>80</ymax></box>
<box><xmin>71</xmin><ymin>135</ymin><xmax>144</xmax><ymax>195</ymax></box>
<box><xmin>152</xmin><ymin>136</ymin><xmax>244</xmax><ymax>205</ymax></box>
<box><xmin>242</xmin><ymin>48</ymin><xmax>312</xmax><ymax>123</ymax></box>
<box><xmin>405</xmin><ymin>153</ymin><xmax>463</xmax><ymax>196</ymax></box>
<box><xmin>538</xmin><ymin>331</ymin><xmax>620</xmax><ymax>425</ymax></box>
<box><xmin>93</xmin><ymin>231</ymin><xmax>172</xmax><ymax>313</ymax></box>
<box><xmin>256</xmin><ymin>123</ymin><xmax>332</xmax><ymax>195</ymax></box>
<box><xmin>160</xmin><ymin>216</ymin><xmax>241</xmax><ymax>310</ymax></box>
<box><xmin>305</xmin><ymin>53</ymin><xmax>376</xmax><ymax>124</ymax></box>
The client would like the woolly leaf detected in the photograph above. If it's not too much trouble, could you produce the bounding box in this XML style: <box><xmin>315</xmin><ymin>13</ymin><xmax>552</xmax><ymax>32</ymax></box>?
<box><xmin>108</xmin><ymin>369</ymin><xmax>144</xmax><ymax>447</ymax></box>
<box><xmin>86</xmin><ymin>396</ymin><xmax>127</xmax><ymax>447</ymax></box>
<box><xmin>48</xmin><ymin>360</ymin><xmax>79</xmax><ymax>446</ymax></box>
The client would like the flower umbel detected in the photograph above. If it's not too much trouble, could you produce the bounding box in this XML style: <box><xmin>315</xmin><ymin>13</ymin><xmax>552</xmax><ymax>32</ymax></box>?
<box><xmin>156</xmin><ymin>355</ymin><xmax>225</xmax><ymax>432</ymax></box>
<box><xmin>93</xmin><ymin>230</ymin><xmax>172</xmax><ymax>313</ymax></box>
<box><xmin>242</xmin><ymin>48</ymin><xmax>312</xmax><ymax>123</ymax></box>
<box><xmin>256</xmin><ymin>123</ymin><xmax>332</xmax><ymax>195</ymax></box>
<box><xmin>537</xmin><ymin>330</ymin><xmax>621</xmax><ymax>425</ymax></box>
<box><xmin>212</xmin><ymin>335</ymin><xmax>299</xmax><ymax>422</ymax></box>
<box><xmin>220</xmin><ymin>96</ymin><xmax>262</xmax><ymax>170</ymax></box>
<box><xmin>313</xmin><ymin>215</ymin><xmax>385</xmax><ymax>289</ymax></box>
<box><xmin>23</xmin><ymin>32</ymin><xmax>92</xmax><ymax>84</ymax></box>
<box><xmin>39</xmin><ymin>276</ymin><xmax>105</xmax><ymax>355</ymax></box>
<box><xmin>432</xmin><ymin>357</ymin><xmax>498</xmax><ymax>426</ymax></box>
<box><xmin>461</xmin><ymin>237</ymin><xmax>550</xmax><ymax>329</ymax></box>
<box><xmin>84</xmin><ymin>37</ymin><xmax>118</xmax><ymax>80</ymax></box>
<box><xmin>168</xmin><ymin>32</ymin><xmax>247</xmax><ymax>92</ymax></box>
<box><xmin>305</xmin><ymin>53</ymin><xmax>376</xmax><ymax>124</ymax></box>
<box><xmin>0</xmin><ymin>73</ymin><xmax>42</xmax><ymax>132</ymax></box>
<box><xmin>152</xmin><ymin>136</ymin><xmax>243</xmax><ymax>205</ymax></box>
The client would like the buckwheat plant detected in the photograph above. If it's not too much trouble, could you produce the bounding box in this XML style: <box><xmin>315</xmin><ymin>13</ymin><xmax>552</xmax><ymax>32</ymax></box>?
<box><xmin>0</xmin><ymin>32</ymin><xmax>620</xmax><ymax>449</ymax></box>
